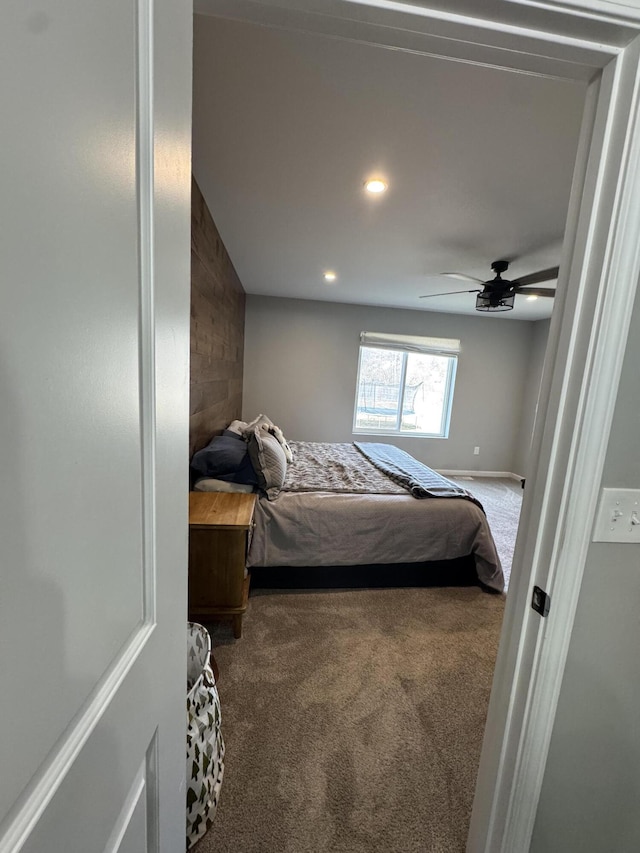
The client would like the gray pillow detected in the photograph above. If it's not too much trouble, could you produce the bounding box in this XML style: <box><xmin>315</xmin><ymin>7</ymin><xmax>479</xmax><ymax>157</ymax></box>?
<box><xmin>247</xmin><ymin>427</ymin><xmax>287</xmax><ymax>500</ymax></box>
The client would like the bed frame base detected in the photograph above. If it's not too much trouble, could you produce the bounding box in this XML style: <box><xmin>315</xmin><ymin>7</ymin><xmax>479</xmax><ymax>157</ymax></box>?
<box><xmin>249</xmin><ymin>556</ymin><xmax>482</xmax><ymax>591</ymax></box>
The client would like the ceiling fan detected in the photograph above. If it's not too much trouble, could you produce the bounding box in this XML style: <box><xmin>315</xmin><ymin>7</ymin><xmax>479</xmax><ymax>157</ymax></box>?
<box><xmin>420</xmin><ymin>259</ymin><xmax>559</xmax><ymax>312</ymax></box>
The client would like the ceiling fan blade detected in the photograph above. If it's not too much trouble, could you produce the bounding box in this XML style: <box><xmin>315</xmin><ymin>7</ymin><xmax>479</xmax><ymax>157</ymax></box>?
<box><xmin>441</xmin><ymin>272</ymin><xmax>485</xmax><ymax>284</ymax></box>
<box><xmin>419</xmin><ymin>289</ymin><xmax>481</xmax><ymax>299</ymax></box>
<box><xmin>513</xmin><ymin>266</ymin><xmax>559</xmax><ymax>287</ymax></box>
<box><xmin>516</xmin><ymin>287</ymin><xmax>556</xmax><ymax>298</ymax></box>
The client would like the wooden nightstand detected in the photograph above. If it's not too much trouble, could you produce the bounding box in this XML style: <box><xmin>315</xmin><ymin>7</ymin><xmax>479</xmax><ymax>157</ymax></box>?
<box><xmin>188</xmin><ymin>491</ymin><xmax>257</xmax><ymax>639</ymax></box>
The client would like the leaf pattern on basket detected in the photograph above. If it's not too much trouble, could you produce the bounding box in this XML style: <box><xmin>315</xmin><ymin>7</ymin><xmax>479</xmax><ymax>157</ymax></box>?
<box><xmin>186</xmin><ymin>622</ymin><xmax>225</xmax><ymax>849</ymax></box>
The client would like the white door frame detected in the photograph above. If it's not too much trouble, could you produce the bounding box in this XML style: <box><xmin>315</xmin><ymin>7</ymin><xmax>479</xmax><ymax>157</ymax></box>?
<box><xmin>198</xmin><ymin>0</ymin><xmax>640</xmax><ymax>849</ymax></box>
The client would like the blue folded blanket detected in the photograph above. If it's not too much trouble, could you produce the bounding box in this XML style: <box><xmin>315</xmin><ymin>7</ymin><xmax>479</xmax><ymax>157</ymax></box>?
<box><xmin>354</xmin><ymin>442</ymin><xmax>483</xmax><ymax>511</ymax></box>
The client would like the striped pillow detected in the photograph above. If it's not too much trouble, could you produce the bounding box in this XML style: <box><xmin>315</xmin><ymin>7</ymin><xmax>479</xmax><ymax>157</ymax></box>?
<box><xmin>246</xmin><ymin>427</ymin><xmax>287</xmax><ymax>500</ymax></box>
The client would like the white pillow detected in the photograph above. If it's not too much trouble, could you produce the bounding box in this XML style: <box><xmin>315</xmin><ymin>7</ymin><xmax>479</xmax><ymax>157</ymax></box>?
<box><xmin>242</xmin><ymin>413</ymin><xmax>274</xmax><ymax>434</ymax></box>
<box><xmin>193</xmin><ymin>478</ymin><xmax>254</xmax><ymax>494</ymax></box>
<box><xmin>226</xmin><ymin>419</ymin><xmax>248</xmax><ymax>436</ymax></box>
<box><xmin>270</xmin><ymin>424</ymin><xmax>294</xmax><ymax>463</ymax></box>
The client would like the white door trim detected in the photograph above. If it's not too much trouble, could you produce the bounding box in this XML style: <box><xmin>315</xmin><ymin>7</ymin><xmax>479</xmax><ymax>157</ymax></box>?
<box><xmin>196</xmin><ymin>1</ymin><xmax>640</xmax><ymax>850</ymax></box>
<box><xmin>469</xmin><ymin>31</ymin><xmax>640</xmax><ymax>852</ymax></box>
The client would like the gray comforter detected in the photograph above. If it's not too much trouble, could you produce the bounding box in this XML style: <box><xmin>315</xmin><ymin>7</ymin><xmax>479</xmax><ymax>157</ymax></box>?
<box><xmin>247</xmin><ymin>441</ymin><xmax>504</xmax><ymax>591</ymax></box>
<box><xmin>280</xmin><ymin>441</ymin><xmax>407</xmax><ymax>495</ymax></box>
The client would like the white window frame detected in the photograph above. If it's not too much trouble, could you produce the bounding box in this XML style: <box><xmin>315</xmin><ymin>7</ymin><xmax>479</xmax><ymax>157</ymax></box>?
<box><xmin>352</xmin><ymin>332</ymin><xmax>459</xmax><ymax>438</ymax></box>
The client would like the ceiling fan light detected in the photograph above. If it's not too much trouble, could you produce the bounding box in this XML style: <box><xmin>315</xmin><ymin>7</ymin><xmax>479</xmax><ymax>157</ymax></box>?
<box><xmin>475</xmin><ymin>292</ymin><xmax>514</xmax><ymax>312</ymax></box>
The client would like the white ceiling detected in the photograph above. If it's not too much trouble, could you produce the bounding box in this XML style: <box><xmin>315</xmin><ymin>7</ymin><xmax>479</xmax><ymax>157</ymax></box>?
<box><xmin>192</xmin><ymin>10</ymin><xmax>587</xmax><ymax>321</ymax></box>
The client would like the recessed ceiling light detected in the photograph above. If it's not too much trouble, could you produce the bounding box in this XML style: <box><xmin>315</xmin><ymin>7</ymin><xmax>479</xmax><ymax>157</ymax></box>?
<box><xmin>364</xmin><ymin>179</ymin><xmax>388</xmax><ymax>195</ymax></box>
<box><xmin>323</xmin><ymin>271</ymin><xmax>337</xmax><ymax>282</ymax></box>
<box><xmin>526</xmin><ymin>295</ymin><xmax>538</xmax><ymax>301</ymax></box>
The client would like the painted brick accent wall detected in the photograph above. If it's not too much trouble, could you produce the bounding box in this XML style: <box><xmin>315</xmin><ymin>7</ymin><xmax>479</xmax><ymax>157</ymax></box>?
<box><xmin>190</xmin><ymin>178</ymin><xmax>246</xmax><ymax>456</ymax></box>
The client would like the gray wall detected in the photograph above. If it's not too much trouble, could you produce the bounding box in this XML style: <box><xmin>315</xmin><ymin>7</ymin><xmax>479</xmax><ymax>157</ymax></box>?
<box><xmin>243</xmin><ymin>295</ymin><xmax>540</xmax><ymax>472</ymax></box>
<box><xmin>514</xmin><ymin>320</ymin><xmax>551</xmax><ymax>477</ymax></box>
<box><xmin>530</xmin><ymin>288</ymin><xmax>640</xmax><ymax>851</ymax></box>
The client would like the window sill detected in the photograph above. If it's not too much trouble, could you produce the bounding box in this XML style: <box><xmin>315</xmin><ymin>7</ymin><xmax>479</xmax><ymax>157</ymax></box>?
<box><xmin>352</xmin><ymin>429</ymin><xmax>448</xmax><ymax>440</ymax></box>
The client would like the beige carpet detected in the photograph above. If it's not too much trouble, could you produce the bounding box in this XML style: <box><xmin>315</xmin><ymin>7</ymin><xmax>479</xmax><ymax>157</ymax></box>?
<box><xmin>447</xmin><ymin>476</ymin><xmax>523</xmax><ymax>588</ymax></box>
<box><xmin>197</xmin><ymin>586</ymin><xmax>505</xmax><ymax>853</ymax></box>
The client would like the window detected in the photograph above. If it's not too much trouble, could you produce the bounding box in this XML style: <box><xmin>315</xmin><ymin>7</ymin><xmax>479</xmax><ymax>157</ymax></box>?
<box><xmin>353</xmin><ymin>331</ymin><xmax>459</xmax><ymax>438</ymax></box>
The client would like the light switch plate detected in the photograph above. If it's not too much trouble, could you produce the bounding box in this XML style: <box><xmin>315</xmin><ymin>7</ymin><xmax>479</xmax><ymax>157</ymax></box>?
<box><xmin>592</xmin><ymin>488</ymin><xmax>640</xmax><ymax>543</ymax></box>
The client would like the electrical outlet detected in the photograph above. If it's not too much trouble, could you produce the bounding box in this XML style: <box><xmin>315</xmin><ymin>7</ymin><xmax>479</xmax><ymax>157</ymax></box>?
<box><xmin>473</xmin><ymin>446</ymin><xmax>480</xmax><ymax>455</ymax></box>
<box><xmin>592</xmin><ymin>488</ymin><xmax>640</xmax><ymax>542</ymax></box>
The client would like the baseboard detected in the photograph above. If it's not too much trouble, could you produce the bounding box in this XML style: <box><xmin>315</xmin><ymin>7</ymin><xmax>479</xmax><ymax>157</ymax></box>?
<box><xmin>438</xmin><ymin>469</ymin><xmax>525</xmax><ymax>481</ymax></box>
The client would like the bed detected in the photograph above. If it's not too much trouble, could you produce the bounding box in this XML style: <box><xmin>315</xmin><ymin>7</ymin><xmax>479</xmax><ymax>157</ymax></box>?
<box><xmin>191</xmin><ymin>423</ymin><xmax>504</xmax><ymax>593</ymax></box>
<box><xmin>245</xmin><ymin>441</ymin><xmax>504</xmax><ymax>591</ymax></box>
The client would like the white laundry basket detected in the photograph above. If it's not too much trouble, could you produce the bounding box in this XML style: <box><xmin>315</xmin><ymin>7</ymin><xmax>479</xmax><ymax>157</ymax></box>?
<box><xmin>186</xmin><ymin>622</ymin><xmax>225</xmax><ymax>849</ymax></box>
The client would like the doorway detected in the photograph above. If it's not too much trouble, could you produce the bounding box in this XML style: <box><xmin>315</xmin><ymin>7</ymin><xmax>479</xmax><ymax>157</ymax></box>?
<box><xmin>191</xmin><ymin>2</ymin><xmax>640</xmax><ymax>851</ymax></box>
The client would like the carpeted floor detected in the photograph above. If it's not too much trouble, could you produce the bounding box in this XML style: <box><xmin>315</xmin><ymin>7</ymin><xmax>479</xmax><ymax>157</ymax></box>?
<box><xmin>446</xmin><ymin>476</ymin><xmax>523</xmax><ymax>589</ymax></box>
<box><xmin>197</xmin><ymin>586</ymin><xmax>505</xmax><ymax>853</ymax></box>
<box><xmin>195</xmin><ymin>478</ymin><xmax>521</xmax><ymax>853</ymax></box>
